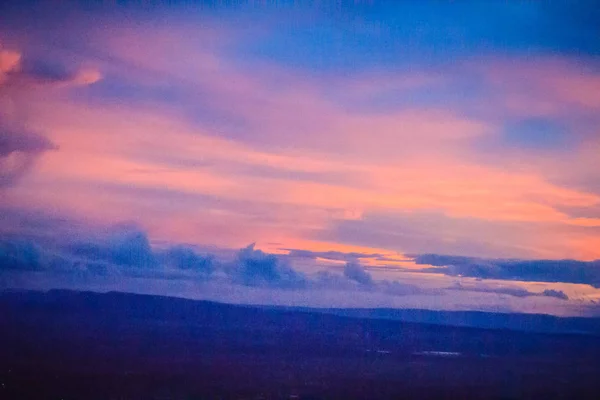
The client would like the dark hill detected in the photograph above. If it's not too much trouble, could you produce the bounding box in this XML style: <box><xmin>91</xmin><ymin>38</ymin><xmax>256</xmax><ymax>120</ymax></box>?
<box><xmin>1</xmin><ymin>289</ymin><xmax>599</xmax><ymax>399</ymax></box>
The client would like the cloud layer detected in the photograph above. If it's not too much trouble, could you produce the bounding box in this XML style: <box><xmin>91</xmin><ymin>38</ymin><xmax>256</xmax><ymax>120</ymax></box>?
<box><xmin>1</xmin><ymin>3</ymin><xmax>600</xmax><ymax>316</ymax></box>
<box><xmin>1</xmin><ymin>216</ymin><xmax>591</xmax><ymax>319</ymax></box>
<box><xmin>412</xmin><ymin>254</ymin><xmax>600</xmax><ymax>288</ymax></box>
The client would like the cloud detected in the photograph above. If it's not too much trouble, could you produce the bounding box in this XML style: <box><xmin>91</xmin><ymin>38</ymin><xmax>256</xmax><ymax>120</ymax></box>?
<box><xmin>0</xmin><ymin>128</ymin><xmax>58</xmax><ymax>187</ymax></box>
<box><xmin>343</xmin><ymin>262</ymin><xmax>373</xmax><ymax>286</ymax></box>
<box><xmin>0</xmin><ymin>47</ymin><xmax>21</xmax><ymax>84</ymax></box>
<box><xmin>0</xmin><ymin>216</ymin><xmax>582</xmax><ymax>315</ymax></box>
<box><xmin>312</xmin><ymin>266</ymin><xmax>424</xmax><ymax>297</ymax></box>
<box><xmin>323</xmin><ymin>211</ymin><xmax>551</xmax><ymax>262</ymax></box>
<box><xmin>542</xmin><ymin>289</ymin><xmax>569</xmax><ymax>300</ymax></box>
<box><xmin>230</xmin><ymin>243</ymin><xmax>306</xmax><ymax>288</ymax></box>
<box><xmin>412</xmin><ymin>253</ymin><xmax>600</xmax><ymax>287</ymax></box>
<box><xmin>17</xmin><ymin>62</ymin><xmax>102</xmax><ymax>88</ymax></box>
<box><xmin>0</xmin><ymin>45</ymin><xmax>101</xmax><ymax>89</ymax></box>
<box><xmin>0</xmin><ymin>237</ymin><xmax>43</xmax><ymax>271</ymax></box>
<box><xmin>3</xmin><ymin>32</ymin><xmax>600</xmax><ymax>263</ymax></box>
<box><xmin>449</xmin><ymin>282</ymin><xmax>534</xmax><ymax>298</ymax></box>
<box><xmin>160</xmin><ymin>245</ymin><xmax>214</xmax><ymax>276</ymax></box>
<box><xmin>68</xmin><ymin>225</ymin><xmax>157</xmax><ymax>269</ymax></box>
<box><xmin>107</xmin><ymin>226</ymin><xmax>157</xmax><ymax>268</ymax></box>
<box><xmin>448</xmin><ymin>282</ymin><xmax>570</xmax><ymax>301</ymax></box>
<box><xmin>285</xmin><ymin>248</ymin><xmax>385</xmax><ymax>263</ymax></box>
<box><xmin>1</xmin><ymin>44</ymin><xmax>97</xmax><ymax>189</ymax></box>
<box><xmin>379</xmin><ymin>279</ymin><xmax>424</xmax><ymax>296</ymax></box>
<box><xmin>1</xmin><ymin>223</ymin><xmax>212</xmax><ymax>276</ymax></box>
<box><xmin>313</xmin><ymin>270</ymin><xmax>355</xmax><ymax>290</ymax></box>
<box><xmin>0</xmin><ymin>128</ymin><xmax>57</xmax><ymax>157</ymax></box>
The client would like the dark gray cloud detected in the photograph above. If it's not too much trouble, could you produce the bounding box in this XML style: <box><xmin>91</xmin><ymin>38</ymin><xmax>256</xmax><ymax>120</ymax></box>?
<box><xmin>447</xmin><ymin>282</ymin><xmax>570</xmax><ymax>301</ymax></box>
<box><xmin>0</xmin><ymin>128</ymin><xmax>57</xmax><ymax>187</ymax></box>
<box><xmin>343</xmin><ymin>262</ymin><xmax>373</xmax><ymax>286</ymax></box>
<box><xmin>18</xmin><ymin>59</ymin><xmax>76</xmax><ymax>84</ymax></box>
<box><xmin>449</xmin><ymin>282</ymin><xmax>533</xmax><ymax>298</ymax></box>
<box><xmin>68</xmin><ymin>225</ymin><xmax>157</xmax><ymax>269</ymax></box>
<box><xmin>230</xmin><ymin>243</ymin><xmax>306</xmax><ymax>288</ymax></box>
<box><xmin>285</xmin><ymin>248</ymin><xmax>384</xmax><ymax>263</ymax></box>
<box><xmin>0</xmin><ymin>221</ymin><xmax>214</xmax><ymax>279</ymax></box>
<box><xmin>542</xmin><ymin>289</ymin><xmax>569</xmax><ymax>300</ymax></box>
<box><xmin>0</xmin><ymin>52</ymin><xmax>101</xmax><ymax>90</ymax></box>
<box><xmin>0</xmin><ymin>237</ymin><xmax>43</xmax><ymax>271</ymax></box>
<box><xmin>0</xmin><ymin>129</ymin><xmax>57</xmax><ymax>157</ymax></box>
<box><xmin>107</xmin><ymin>226</ymin><xmax>157</xmax><ymax>268</ymax></box>
<box><xmin>314</xmin><ymin>265</ymin><xmax>424</xmax><ymax>297</ymax></box>
<box><xmin>412</xmin><ymin>253</ymin><xmax>600</xmax><ymax>287</ymax></box>
<box><xmin>160</xmin><ymin>245</ymin><xmax>214</xmax><ymax>276</ymax></box>
<box><xmin>313</xmin><ymin>270</ymin><xmax>354</xmax><ymax>290</ymax></box>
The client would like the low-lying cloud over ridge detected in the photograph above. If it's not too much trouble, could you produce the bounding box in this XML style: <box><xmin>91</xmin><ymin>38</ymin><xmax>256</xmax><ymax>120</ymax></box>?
<box><xmin>449</xmin><ymin>282</ymin><xmax>569</xmax><ymax>301</ymax></box>
<box><xmin>411</xmin><ymin>254</ymin><xmax>600</xmax><ymax>287</ymax></box>
<box><xmin>0</xmin><ymin>219</ymin><xmax>586</xmax><ymax>312</ymax></box>
<box><xmin>230</xmin><ymin>243</ymin><xmax>306</xmax><ymax>288</ymax></box>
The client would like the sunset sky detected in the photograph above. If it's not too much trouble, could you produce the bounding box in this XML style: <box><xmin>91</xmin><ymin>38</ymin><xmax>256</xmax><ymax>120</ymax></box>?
<box><xmin>1</xmin><ymin>2</ymin><xmax>600</xmax><ymax>315</ymax></box>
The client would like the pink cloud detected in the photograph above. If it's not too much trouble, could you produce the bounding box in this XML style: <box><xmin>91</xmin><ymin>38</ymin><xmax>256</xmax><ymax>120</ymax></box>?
<box><xmin>3</xmin><ymin>26</ymin><xmax>600</xmax><ymax>262</ymax></box>
<box><xmin>0</xmin><ymin>45</ymin><xmax>20</xmax><ymax>84</ymax></box>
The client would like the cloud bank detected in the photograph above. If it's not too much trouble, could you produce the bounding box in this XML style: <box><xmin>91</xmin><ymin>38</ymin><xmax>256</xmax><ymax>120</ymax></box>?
<box><xmin>411</xmin><ymin>254</ymin><xmax>600</xmax><ymax>288</ymax></box>
<box><xmin>343</xmin><ymin>262</ymin><xmax>374</xmax><ymax>286</ymax></box>
<box><xmin>0</xmin><ymin>224</ymin><xmax>422</xmax><ymax>300</ymax></box>
<box><xmin>0</xmin><ymin>219</ymin><xmax>582</xmax><ymax>316</ymax></box>
<box><xmin>449</xmin><ymin>282</ymin><xmax>569</xmax><ymax>301</ymax></box>
<box><xmin>229</xmin><ymin>243</ymin><xmax>306</xmax><ymax>288</ymax></box>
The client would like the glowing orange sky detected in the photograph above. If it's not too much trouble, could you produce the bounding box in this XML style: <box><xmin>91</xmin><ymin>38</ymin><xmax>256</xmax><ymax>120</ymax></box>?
<box><xmin>1</xmin><ymin>4</ymin><xmax>600</xmax><ymax>264</ymax></box>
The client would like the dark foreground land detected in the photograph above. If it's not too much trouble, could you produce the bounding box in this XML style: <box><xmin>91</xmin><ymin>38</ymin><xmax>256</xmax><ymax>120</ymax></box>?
<box><xmin>1</xmin><ymin>290</ymin><xmax>600</xmax><ymax>399</ymax></box>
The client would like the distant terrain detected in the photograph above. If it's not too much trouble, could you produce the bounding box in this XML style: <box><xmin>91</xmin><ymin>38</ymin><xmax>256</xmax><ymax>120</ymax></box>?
<box><xmin>274</xmin><ymin>305</ymin><xmax>600</xmax><ymax>335</ymax></box>
<box><xmin>2</xmin><ymin>290</ymin><xmax>600</xmax><ymax>399</ymax></box>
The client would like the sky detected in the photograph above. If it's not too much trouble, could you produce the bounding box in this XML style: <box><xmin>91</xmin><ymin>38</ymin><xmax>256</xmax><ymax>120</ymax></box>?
<box><xmin>1</xmin><ymin>1</ymin><xmax>600</xmax><ymax>316</ymax></box>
